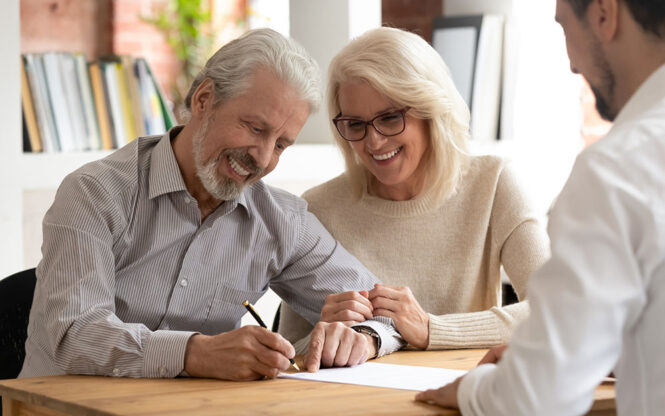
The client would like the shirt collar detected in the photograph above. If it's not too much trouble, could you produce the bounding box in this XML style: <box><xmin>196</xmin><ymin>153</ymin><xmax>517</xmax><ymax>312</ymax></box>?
<box><xmin>147</xmin><ymin>125</ymin><xmax>251</xmax><ymax>215</ymax></box>
<box><xmin>148</xmin><ymin>126</ymin><xmax>188</xmax><ymax>200</ymax></box>
<box><xmin>218</xmin><ymin>189</ymin><xmax>251</xmax><ymax>217</ymax></box>
<box><xmin>613</xmin><ymin>63</ymin><xmax>665</xmax><ymax>129</ymax></box>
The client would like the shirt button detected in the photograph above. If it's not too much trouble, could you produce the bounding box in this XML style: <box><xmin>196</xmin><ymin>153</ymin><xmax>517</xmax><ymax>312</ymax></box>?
<box><xmin>159</xmin><ymin>366</ymin><xmax>168</xmax><ymax>377</ymax></box>
<box><xmin>183</xmin><ymin>196</ymin><xmax>191</xmax><ymax>204</ymax></box>
<box><xmin>180</xmin><ymin>279</ymin><xmax>188</xmax><ymax>287</ymax></box>
<box><xmin>112</xmin><ymin>368</ymin><xmax>120</xmax><ymax>376</ymax></box>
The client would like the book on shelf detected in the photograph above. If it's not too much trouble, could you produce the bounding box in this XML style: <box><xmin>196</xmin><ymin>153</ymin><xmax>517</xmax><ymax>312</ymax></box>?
<box><xmin>20</xmin><ymin>52</ymin><xmax>175</xmax><ymax>153</ymax></box>
<box><xmin>74</xmin><ymin>53</ymin><xmax>102</xmax><ymax>151</ymax></box>
<box><xmin>432</xmin><ymin>14</ymin><xmax>504</xmax><ymax>142</ymax></box>
<box><xmin>23</xmin><ymin>54</ymin><xmax>60</xmax><ymax>152</ymax></box>
<box><xmin>20</xmin><ymin>57</ymin><xmax>42</xmax><ymax>153</ymax></box>
<box><xmin>121</xmin><ymin>55</ymin><xmax>147</xmax><ymax>139</ymax></box>
<box><xmin>88</xmin><ymin>63</ymin><xmax>114</xmax><ymax>150</ymax></box>
<box><xmin>136</xmin><ymin>58</ymin><xmax>167</xmax><ymax>136</ymax></box>
<box><xmin>42</xmin><ymin>52</ymin><xmax>78</xmax><ymax>152</ymax></box>
<box><xmin>143</xmin><ymin>59</ymin><xmax>176</xmax><ymax>131</ymax></box>
<box><xmin>101</xmin><ymin>60</ymin><xmax>129</xmax><ymax>149</ymax></box>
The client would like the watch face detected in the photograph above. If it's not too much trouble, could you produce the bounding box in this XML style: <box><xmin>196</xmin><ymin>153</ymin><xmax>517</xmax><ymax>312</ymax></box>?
<box><xmin>357</xmin><ymin>327</ymin><xmax>378</xmax><ymax>339</ymax></box>
<box><xmin>354</xmin><ymin>327</ymin><xmax>380</xmax><ymax>359</ymax></box>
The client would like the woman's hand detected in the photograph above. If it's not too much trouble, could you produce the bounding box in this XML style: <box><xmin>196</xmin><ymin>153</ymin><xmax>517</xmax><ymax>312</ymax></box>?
<box><xmin>368</xmin><ymin>284</ymin><xmax>430</xmax><ymax>349</ymax></box>
<box><xmin>320</xmin><ymin>290</ymin><xmax>373</xmax><ymax>326</ymax></box>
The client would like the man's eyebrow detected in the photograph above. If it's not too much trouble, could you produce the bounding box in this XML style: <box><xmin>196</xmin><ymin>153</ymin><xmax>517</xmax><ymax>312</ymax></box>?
<box><xmin>249</xmin><ymin>117</ymin><xmax>270</xmax><ymax>128</ymax></box>
<box><xmin>281</xmin><ymin>136</ymin><xmax>295</xmax><ymax>146</ymax></box>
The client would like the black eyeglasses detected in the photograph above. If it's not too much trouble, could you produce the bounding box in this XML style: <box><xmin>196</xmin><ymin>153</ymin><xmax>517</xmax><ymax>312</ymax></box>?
<box><xmin>332</xmin><ymin>107</ymin><xmax>410</xmax><ymax>142</ymax></box>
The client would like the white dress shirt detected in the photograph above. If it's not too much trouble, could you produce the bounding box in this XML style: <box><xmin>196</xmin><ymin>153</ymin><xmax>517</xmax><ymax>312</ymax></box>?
<box><xmin>458</xmin><ymin>64</ymin><xmax>665</xmax><ymax>415</ymax></box>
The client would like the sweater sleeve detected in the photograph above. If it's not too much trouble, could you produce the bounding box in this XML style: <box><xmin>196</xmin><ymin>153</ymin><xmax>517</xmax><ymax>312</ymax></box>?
<box><xmin>427</xmin><ymin>302</ymin><xmax>530</xmax><ymax>349</ymax></box>
<box><xmin>492</xmin><ymin>162</ymin><xmax>551</xmax><ymax>300</ymax></box>
<box><xmin>426</xmin><ymin>163</ymin><xmax>550</xmax><ymax>350</ymax></box>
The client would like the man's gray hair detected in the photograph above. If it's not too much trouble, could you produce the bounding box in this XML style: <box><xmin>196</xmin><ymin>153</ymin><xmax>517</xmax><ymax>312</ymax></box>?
<box><xmin>184</xmin><ymin>28</ymin><xmax>321</xmax><ymax>113</ymax></box>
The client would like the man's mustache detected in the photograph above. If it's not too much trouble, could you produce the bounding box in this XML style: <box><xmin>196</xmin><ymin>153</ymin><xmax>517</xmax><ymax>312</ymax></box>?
<box><xmin>222</xmin><ymin>149</ymin><xmax>265</xmax><ymax>177</ymax></box>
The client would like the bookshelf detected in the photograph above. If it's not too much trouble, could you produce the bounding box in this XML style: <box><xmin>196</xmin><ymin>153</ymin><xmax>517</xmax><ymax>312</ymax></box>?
<box><xmin>0</xmin><ymin>0</ymin><xmax>188</xmax><ymax>279</ymax></box>
<box><xmin>21</xmin><ymin>53</ymin><xmax>175</xmax><ymax>155</ymax></box>
<box><xmin>1</xmin><ymin>2</ymin><xmax>121</xmax><ymax>277</ymax></box>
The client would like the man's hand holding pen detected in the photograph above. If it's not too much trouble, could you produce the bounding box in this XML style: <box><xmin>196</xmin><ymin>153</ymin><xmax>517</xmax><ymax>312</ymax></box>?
<box><xmin>184</xmin><ymin>326</ymin><xmax>296</xmax><ymax>380</ymax></box>
<box><xmin>183</xmin><ymin>300</ymin><xmax>376</xmax><ymax>381</ymax></box>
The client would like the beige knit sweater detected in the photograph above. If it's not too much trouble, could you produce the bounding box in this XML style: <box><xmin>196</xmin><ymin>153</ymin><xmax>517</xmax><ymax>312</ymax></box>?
<box><xmin>279</xmin><ymin>155</ymin><xmax>550</xmax><ymax>350</ymax></box>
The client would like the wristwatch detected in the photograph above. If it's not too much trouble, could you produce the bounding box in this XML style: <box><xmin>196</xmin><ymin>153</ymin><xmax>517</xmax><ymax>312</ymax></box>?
<box><xmin>353</xmin><ymin>326</ymin><xmax>381</xmax><ymax>359</ymax></box>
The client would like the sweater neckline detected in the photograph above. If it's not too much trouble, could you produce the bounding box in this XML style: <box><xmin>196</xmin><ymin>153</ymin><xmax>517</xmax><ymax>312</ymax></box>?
<box><xmin>358</xmin><ymin>187</ymin><xmax>439</xmax><ymax>217</ymax></box>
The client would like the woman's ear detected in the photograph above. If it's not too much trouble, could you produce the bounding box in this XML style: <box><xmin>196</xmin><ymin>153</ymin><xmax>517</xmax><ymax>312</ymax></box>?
<box><xmin>190</xmin><ymin>78</ymin><xmax>215</xmax><ymax>119</ymax></box>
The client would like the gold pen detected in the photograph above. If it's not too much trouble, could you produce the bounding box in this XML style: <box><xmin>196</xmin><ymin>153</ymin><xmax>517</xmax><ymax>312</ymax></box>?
<box><xmin>242</xmin><ymin>300</ymin><xmax>301</xmax><ymax>371</ymax></box>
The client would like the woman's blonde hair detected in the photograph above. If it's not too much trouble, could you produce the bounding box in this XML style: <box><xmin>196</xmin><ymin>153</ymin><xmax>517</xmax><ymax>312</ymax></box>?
<box><xmin>328</xmin><ymin>26</ymin><xmax>470</xmax><ymax>203</ymax></box>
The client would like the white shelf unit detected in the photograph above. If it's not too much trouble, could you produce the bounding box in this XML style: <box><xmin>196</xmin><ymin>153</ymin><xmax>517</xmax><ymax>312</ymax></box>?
<box><xmin>18</xmin><ymin>151</ymin><xmax>113</xmax><ymax>189</ymax></box>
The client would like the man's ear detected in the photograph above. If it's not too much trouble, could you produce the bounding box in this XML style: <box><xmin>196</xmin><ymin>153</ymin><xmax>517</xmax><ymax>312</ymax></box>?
<box><xmin>589</xmin><ymin>0</ymin><xmax>619</xmax><ymax>41</ymax></box>
<box><xmin>190</xmin><ymin>78</ymin><xmax>215</xmax><ymax>119</ymax></box>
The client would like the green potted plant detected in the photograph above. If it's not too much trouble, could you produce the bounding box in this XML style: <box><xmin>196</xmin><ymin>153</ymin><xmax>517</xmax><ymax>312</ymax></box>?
<box><xmin>142</xmin><ymin>0</ymin><xmax>215</xmax><ymax>118</ymax></box>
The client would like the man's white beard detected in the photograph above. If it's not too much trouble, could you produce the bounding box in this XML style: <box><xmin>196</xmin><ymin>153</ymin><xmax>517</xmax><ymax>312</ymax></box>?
<box><xmin>192</xmin><ymin>118</ymin><xmax>245</xmax><ymax>201</ymax></box>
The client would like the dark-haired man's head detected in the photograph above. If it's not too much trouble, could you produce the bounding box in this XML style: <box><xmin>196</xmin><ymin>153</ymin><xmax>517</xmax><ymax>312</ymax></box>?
<box><xmin>557</xmin><ymin>0</ymin><xmax>665</xmax><ymax>120</ymax></box>
<box><xmin>564</xmin><ymin>0</ymin><xmax>665</xmax><ymax>39</ymax></box>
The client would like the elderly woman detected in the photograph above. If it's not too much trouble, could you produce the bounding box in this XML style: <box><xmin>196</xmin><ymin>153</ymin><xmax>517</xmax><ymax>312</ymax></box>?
<box><xmin>280</xmin><ymin>27</ymin><xmax>549</xmax><ymax>353</ymax></box>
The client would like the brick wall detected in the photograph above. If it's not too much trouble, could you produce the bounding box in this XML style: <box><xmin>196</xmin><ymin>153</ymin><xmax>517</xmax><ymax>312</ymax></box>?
<box><xmin>20</xmin><ymin>0</ymin><xmax>177</xmax><ymax>100</ymax></box>
<box><xmin>112</xmin><ymin>0</ymin><xmax>180</xmax><ymax>101</ymax></box>
<box><xmin>21</xmin><ymin>0</ymin><xmax>114</xmax><ymax>59</ymax></box>
<box><xmin>21</xmin><ymin>0</ymin><xmax>245</xmax><ymax>108</ymax></box>
<box><xmin>381</xmin><ymin>0</ymin><xmax>443</xmax><ymax>43</ymax></box>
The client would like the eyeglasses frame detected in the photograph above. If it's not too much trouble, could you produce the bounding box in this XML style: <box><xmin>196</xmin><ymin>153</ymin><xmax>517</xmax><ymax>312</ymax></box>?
<box><xmin>332</xmin><ymin>107</ymin><xmax>411</xmax><ymax>142</ymax></box>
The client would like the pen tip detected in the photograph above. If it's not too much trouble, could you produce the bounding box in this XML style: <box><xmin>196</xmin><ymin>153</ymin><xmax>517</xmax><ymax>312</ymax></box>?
<box><xmin>293</xmin><ymin>362</ymin><xmax>301</xmax><ymax>371</ymax></box>
<box><xmin>242</xmin><ymin>300</ymin><xmax>249</xmax><ymax>306</ymax></box>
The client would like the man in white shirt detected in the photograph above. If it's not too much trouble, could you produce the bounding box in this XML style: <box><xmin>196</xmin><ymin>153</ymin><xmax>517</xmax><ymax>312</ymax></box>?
<box><xmin>416</xmin><ymin>0</ymin><xmax>665</xmax><ymax>414</ymax></box>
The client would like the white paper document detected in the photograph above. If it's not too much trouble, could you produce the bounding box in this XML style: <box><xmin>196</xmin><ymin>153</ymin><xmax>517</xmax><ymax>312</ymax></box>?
<box><xmin>279</xmin><ymin>362</ymin><xmax>467</xmax><ymax>391</ymax></box>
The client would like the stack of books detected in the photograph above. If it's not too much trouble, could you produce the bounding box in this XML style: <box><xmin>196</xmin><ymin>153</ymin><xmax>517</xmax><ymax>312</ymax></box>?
<box><xmin>20</xmin><ymin>53</ymin><xmax>176</xmax><ymax>153</ymax></box>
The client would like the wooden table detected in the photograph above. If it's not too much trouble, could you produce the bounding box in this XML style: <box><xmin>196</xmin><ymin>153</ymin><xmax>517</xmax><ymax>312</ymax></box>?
<box><xmin>1</xmin><ymin>349</ymin><xmax>615</xmax><ymax>415</ymax></box>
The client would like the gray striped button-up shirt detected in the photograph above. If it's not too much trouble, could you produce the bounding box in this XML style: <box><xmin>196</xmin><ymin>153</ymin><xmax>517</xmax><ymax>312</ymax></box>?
<box><xmin>20</xmin><ymin>128</ymin><xmax>402</xmax><ymax>379</ymax></box>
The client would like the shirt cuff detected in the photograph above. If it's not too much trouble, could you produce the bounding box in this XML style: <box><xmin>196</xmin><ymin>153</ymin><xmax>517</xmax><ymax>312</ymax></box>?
<box><xmin>143</xmin><ymin>330</ymin><xmax>198</xmax><ymax>378</ymax></box>
<box><xmin>352</xmin><ymin>316</ymin><xmax>405</xmax><ymax>358</ymax></box>
<box><xmin>458</xmin><ymin>363</ymin><xmax>497</xmax><ymax>416</ymax></box>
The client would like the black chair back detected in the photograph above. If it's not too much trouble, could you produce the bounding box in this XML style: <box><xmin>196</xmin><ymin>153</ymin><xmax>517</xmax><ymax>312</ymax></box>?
<box><xmin>0</xmin><ymin>268</ymin><xmax>37</xmax><ymax>380</ymax></box>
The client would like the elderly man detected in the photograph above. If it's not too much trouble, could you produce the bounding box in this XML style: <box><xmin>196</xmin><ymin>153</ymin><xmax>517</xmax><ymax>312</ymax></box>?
<box><xmin>417</xmin><ymin>0</ymin><xmax>665</xmax><ymax>414</ymax></box>
<box><xmin>20</xmin><ymin>28</ymin><xmax>402</xmax><ymax>381</ymax></box>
